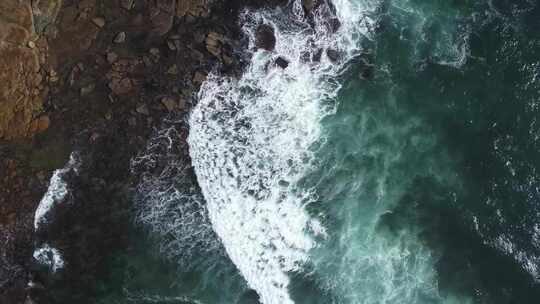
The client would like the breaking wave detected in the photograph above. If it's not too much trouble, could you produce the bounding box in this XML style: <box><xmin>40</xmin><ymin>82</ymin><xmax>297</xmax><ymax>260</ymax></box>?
<box><xmin>187</xmin><ymin>1</ymin><xmax>375</xmax><ymax>303</ymax></box>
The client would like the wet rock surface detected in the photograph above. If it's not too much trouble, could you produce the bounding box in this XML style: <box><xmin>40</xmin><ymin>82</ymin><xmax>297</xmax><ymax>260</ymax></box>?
<box><xmin>255</xmin><ymin>24</ymin><xmax>276</xmax><ymax>51</ymax></box>
<box><xmin>275</xmin><ymin>56</ymin><xmax>289</xmax><ymax>68</ymax></box>
<box><xmin>0</xmin><ymin>0</ymin><xmax>288</xmax><ymax>303</ymax></box>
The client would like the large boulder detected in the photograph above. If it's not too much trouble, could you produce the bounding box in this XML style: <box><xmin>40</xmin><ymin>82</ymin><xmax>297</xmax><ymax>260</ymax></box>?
<box><xmin>255</xmin><ymin>24</ymin><xmax>275</xmax><ymax>51</ymax></box>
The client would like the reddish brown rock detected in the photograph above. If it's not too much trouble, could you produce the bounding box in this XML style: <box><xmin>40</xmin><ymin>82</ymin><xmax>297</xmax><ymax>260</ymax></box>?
<box><xmin>28</xmin><ymin>115</ymin><xmax>51</xmax><ymax>134</ymax></box>
<box><xmin>0</xmin><ymin>0</ymin><xmax>45</xmax><ymax>139</ymax></box>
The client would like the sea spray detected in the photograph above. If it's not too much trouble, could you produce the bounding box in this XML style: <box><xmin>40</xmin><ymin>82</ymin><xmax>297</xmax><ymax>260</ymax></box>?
<box><xmin>131</xmin><ymin>122</ymin><xmax>225</xmax><ymax>269</ymax></box>
<box><xmin>34</xmin><ymin>152</ymin><xmax>80</xmax><ymax>231</ymax></box>
<box><xmin>188</xmin><ymin>1</ymin><xmax>375</xmax><ymax>303</ymax></box>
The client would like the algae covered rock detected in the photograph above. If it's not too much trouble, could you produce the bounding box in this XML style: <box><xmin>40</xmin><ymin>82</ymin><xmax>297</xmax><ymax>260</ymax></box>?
<box><xmin>31</xmin><ymin>0</ymin><xmax>63</xmax><ymax>34</ymax></box>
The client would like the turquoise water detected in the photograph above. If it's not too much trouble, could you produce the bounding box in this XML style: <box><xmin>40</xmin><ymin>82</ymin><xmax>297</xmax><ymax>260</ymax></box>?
<box><xmin>293</xmin><ymin>1</ymin><xmax>540</xmax><ymax>303</ymax></box>
<box><xmin>294</xmin><ymin>1</ymin><xmax>540</xmax><ymax>303</ymax></box>
<box><xmin>84</xmin><ymin>1</ymin><xmax>540</xmax><ymax>303</ymax></box>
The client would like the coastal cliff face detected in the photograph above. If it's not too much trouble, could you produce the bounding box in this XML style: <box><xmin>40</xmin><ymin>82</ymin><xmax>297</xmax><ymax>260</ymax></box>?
<box><xmin>0</xmin><ymin>0</ymin><xmax>56</xmax><ymax>140</ymax></box>
<box><xmin>0</xmin><ymin>1</ymin><xmax>287</xmax><ymax>303</ymax></box>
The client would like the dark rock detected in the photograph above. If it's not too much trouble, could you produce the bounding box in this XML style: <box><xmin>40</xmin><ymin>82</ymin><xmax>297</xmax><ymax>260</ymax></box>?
<box><xmin>108</xmin><ymin>78</ymin><xmax>133</xmax><ymax>95</ymax></box>
<box><xmin>167</xmin><ymin>40</ymin><xmax>176</xmax><ymax>50</ymax></box>
<box><xmin>359</xmin><ymin>65</ymin><xmax>374</xmax><ymax>80</ymax></box>
<box><xmin>328</xmin><ymin>17</ymin><xmax>341</xmax><ymax>33</ymax></box>
<box><xmin>48</xmin><ymin>1</ymin><xmax>100</xmax><ymax>59</ymax></box>
<box><xmin>91</xmin><ymin>17</ymin><xmax>105</xmax><ymax>28</ymax></box>
<box><xmin>193</xmin><ymin>71</ymin><xmax>207</xmax><ymax>84</ymax></box>
<box><xmin>255</xmin><ymin>24</ymin><xmax>276</xmax><ymax>51</ymax></box>
<box><xmin>238</xmin><ymin>289</ymin><xmax>261</xmax><ymax>304</ymax></box>
<box><xmin>150</xmin><ymin>1</ymin><xmax>175</xmax><ymax>36</ymax></box>
<box><xmin>358</xmin><ymin>57</ymin><xmax>375</xmax><ymax>80</ymax></box>
<box><xmin>275</xmin><ymin>56</ymin><xmax>289</xmax><ymax>68</ymax></box>
<box><xmin>222</xmin><ymin>53</ymin><xmax>233</xmax><ymax>65</ymax></box>
<box><xmin>167</xmin><ymin>64</ymin><xmax>178</xmax><ymax>75</ymax></box>
<box><xmin>106</xmin><ymin>51</ymin><xmax>118</xmax><ymax>64</ymax></box>
<box><xmin>313</xmin><ymin>48</ymin><xmax>323</xmax><ymax>62</ymax></box>
<box><xmin>149</xmin><ymin>48</ymin><xmax>160</xmax><ymax>58</ymax></box>
<box><xmin>119</xmin><ymin>0</ymin><xmax>134</xmax><ymax>11</ymax></box>
<box><xmin>206</xmin><ymin>31</ymin><xmax>224</xmax><ymax>57</ymax></box>
<box><xmin>326</xmin><ymin>48</ymin><xmax>340</xmax><ymax>62</ymax></box>
<box><xmin>161</xmin><ymin>96</ymin><xmax>177</xmax><ymax>111</ymax></box>
<box><xmin>302</xmin><ymin>0</ymin><xmax>316</xmax><ymax>12</ymax></box>
<box><xmin>176</xmin><ymin>0</ymin><xmax>209</xmax><ymax>18</ymax></box>
<box><xmin>113</xmin><ymin>31</ymin><xmax>126</xmax><ymax>43</ymax></box>
<box><xmin>136</xmin><ymin>104</ymin><xmax>150</xmax><ymax>115</ymax></box>
<box><xmin>80</xmin><ymin>83</ymin><xmax>95</xmax><ymax>96</ymax></box>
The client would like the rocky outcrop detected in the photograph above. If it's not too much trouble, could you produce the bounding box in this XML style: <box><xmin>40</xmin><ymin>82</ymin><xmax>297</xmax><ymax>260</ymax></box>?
<box><xmin>1</xmin><ymin>0</ymin><xmax>291</xmax><ymax>303</ymax></box>
<box><xmin>255</xmin><ymin>24</ymin><xmax>276</xmax><ymax>51</ymax></box>
<box><xmin>0</xmin><ymin>0</ymin><xmax>50</xmax><ymax>140</ymax></box>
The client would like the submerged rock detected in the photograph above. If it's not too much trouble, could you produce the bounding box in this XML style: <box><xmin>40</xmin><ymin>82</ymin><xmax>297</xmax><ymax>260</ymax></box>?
<box><xmin>328</xmin><ymin>17</ymin><xmax>341</xmax><ymax>33</ymax></box>
<box><xmin>275</xmin><ymin>56</ymin><xmax>289</xmax><ymax>68</ymax></box>
<box><xmin>359</xmin><ymin>65</ymin><xmax>374</xmax><ymax>80</ymax></box>
<box><xmin>326</xmin><ymin>48</ymin><xmax>340</xmax><ymax>62</ymax></box>
<box><xmin>312</xmin><ymin>48</ymin><xmax>323</xmax><ymax>62</ymax></box>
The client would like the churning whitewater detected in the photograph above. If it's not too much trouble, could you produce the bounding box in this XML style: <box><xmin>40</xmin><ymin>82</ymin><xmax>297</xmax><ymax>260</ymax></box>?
<box><xmin>188</xmin><ymin>1</ymin><xmax>374</xmax><ymax>303</ymax></box>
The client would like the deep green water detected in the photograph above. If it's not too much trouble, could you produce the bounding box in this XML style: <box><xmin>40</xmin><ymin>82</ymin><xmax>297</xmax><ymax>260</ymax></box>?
<box><xmin>296</xmin><ymin>1</ymin><xmax>540</xmax><ymax>303</ymax></box>
<box><xmin>301</xmin><ymin>0</ymin><xmax>540</xmax><ymax>302</ymax></box>
<box><xmin>84</xmin><ymin>1</ymin><xmax>540</xmax><ymax>303</ymax></box>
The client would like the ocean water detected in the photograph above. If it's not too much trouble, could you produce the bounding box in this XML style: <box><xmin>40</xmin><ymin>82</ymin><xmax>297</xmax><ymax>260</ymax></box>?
<box><xmin>78</xmin><ymin>0</ymin><xmax>540</xmax><ymax>303</ymax></box>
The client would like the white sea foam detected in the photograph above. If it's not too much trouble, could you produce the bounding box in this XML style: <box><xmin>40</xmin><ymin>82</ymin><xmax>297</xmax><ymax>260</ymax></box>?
<box><xmin>493</xmin><ymin>233</ymin><xmax>540</xmax><ymax>282</ymax></box>
<box><xmin>34</xmin><ymin>153</ymin><xmax>80</xmax><ymax>231</ymax></box>
<box><xmin>131</xmin><ymin>124</ymin><xmax>224</xmax><ymax>268</ymax></box>
<box><xmin>33</xmin><ymin>244</ymin><xmax>65</xmax><ymax>273</ymax></box>
<box><xmin>188</xmin><ymin>1</ymin><xmax>375</xmax><ymax>303</ymax></box>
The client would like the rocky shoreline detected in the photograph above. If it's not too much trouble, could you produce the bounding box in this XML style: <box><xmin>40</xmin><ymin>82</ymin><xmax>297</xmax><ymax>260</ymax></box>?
<box><xmin>0</xmin><ymin>0</ymin><xmax>297</xmax><ymax>303</ymax></box>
